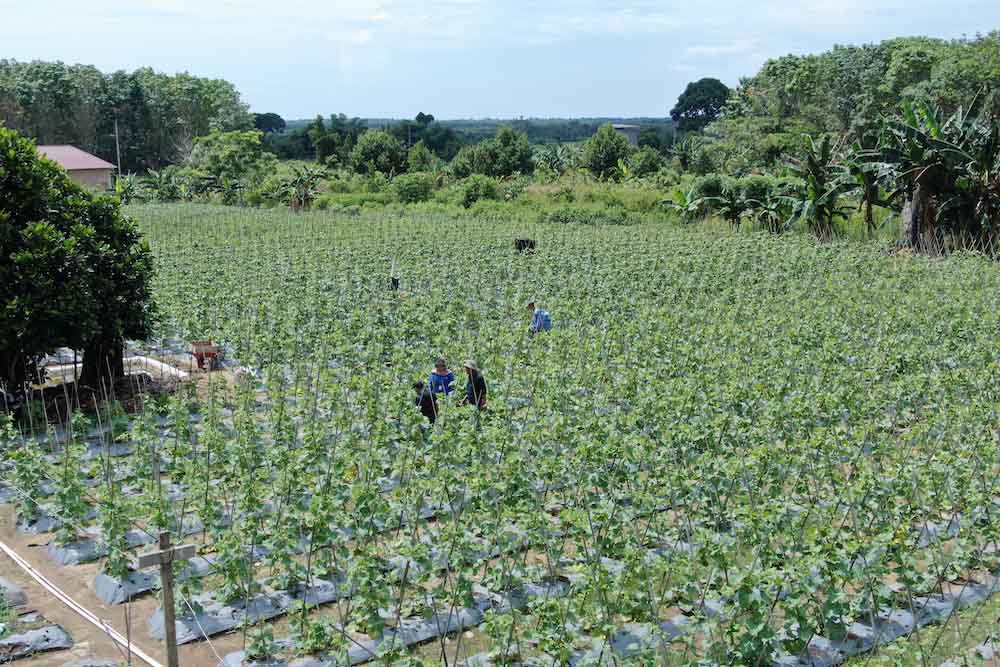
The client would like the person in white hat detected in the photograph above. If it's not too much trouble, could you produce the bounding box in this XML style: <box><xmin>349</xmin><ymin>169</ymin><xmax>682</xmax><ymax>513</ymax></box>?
<box><xmin>457</xmin><ymin>359</ymin><xmax>487</xmax><ymax>408</ymax></box>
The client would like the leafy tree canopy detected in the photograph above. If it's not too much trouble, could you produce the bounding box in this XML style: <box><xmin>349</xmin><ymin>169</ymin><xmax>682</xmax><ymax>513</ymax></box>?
<box><xmin>670</xmin><ymin>78</ymin><xmax>730</xmax><ymax>132</ymax></box>
<box><xmin>0</xmin><ymin>60</ymin><xmax>252</xmax><ymax>171</ymax></box>
<box><xmin>254</xmin><ymin>112</ymin><xmax>286</xmax><ymax>134</ymax></box>
<box><xmin>351</xmin><ymin>130</ymin><xmax>407</xmax><ymax>175</ymax></box>
<box><xmin>450</xmin><ymin>126</ymin><xmax>533</xmax><ymax>178</ymax></box>
<box><xmin>581</xmin><ymin>124</ymin><xmax>632</xmax><ymax>180</ymax></box>
<box><xmin>0</xmin><ymin>126</ymin><xmax>155</xmax><ymax>392</ymax></box>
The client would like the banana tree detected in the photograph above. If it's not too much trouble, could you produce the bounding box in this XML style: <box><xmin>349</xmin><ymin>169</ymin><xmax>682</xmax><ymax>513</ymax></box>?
<box><xmin>786</xmin><ymin>135</ymin><xmax>852</xmax><ymax>240</ymax></box>
<box><xmin>279</xmin><ymin>164</ymin><xmax>327</xmax><ymax>212</ymax></box>
<box><xmin>869</xmin><ymin>98</ymin><xmax>1000</xmax><ymax>250</ymax></box>
<box><xmin>664</xmin><ymin>184</ymin><xmax>709</xmax><ymax>224</ymax></box>
<box><xmin>840</xmin><ymin>136</ymin><xmax>891</xmax><ymax>238</ymax></box>
<box><xmin>671</xmin><ymin>135</ymin><xmax>704</xmax><ymax>172</ymax></box>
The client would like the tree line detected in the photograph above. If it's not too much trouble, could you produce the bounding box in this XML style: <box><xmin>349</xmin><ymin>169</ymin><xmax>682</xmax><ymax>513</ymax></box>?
<box><xmin>0</xmin><ymin>60</ymin><xmax>253</xmax><ymax>172</ymax></box>
<box><xmin>668</xmin><ymin>32</ymin><xmax>1000</xmax><ymax>249</ymax></box>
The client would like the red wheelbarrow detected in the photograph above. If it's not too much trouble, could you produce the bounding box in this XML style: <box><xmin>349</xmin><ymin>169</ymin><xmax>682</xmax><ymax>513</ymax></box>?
<box><xmin>189</xmin><ymin>340</ymin><xmax>220</xmax><ymax>371</ymax></box>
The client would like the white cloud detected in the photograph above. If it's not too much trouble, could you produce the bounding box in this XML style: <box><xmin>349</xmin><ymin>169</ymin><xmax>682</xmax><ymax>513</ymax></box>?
<box><xmin>686</xmin><ymin>41</ymin><xmax>756</xmax><ymax>58</ymax></box>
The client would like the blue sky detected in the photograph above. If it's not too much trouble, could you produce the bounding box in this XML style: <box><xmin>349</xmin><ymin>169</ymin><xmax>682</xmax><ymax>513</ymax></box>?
<box><xmin>1</xmin><ymin>1</ymin><xmax>996</xmax><ymax>119</ymax></box>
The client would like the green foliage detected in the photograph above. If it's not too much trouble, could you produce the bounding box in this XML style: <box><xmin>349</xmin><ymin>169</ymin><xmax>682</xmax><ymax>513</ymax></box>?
<box><xmin>460</xmin><ymin>174</ymin><xmax>501</xmax><ymax>208</ymax></box>
<box><xmin>392</xmin><ymin>172</ymin><xmax>436</xmax><ymax>204</ymax></box>
<box><xmin>6</xmin><ymin>420</ymin><xmax>44</xmax><ymax>521</ymax></box>
<box><xmin>540</xmin><ymin>205</ymin><xmax>632</xmax><ymax>225</ymax></box>
<box><xmin>351</xmin><ymin>130</ymin><xmax>407</xmax><ymax>176</ymax></box>
<box><xmin>188</xmin><ymin>130</ymin><xmax>277</xmax><ymax>192</ymax></box>
<box><xmin>0</xmin><ymin>60</ymin><xmax>252</xmax><ymax>171</ymax></box>
<box><xmin>709</xmin><ymin>33</ymin><xmax>1000</xmax><ymax>171</ymax></box>
<box><xmin>246</xmin><ymin>623</ymin><xmax>278</xmax><ymax>661</ymax></box>
<box><xmin>254</xmin><ymin>112</ymin><xmax>286</xmax><ymax>134</ymax></box>
<box><xmin>406</xmin><ymin>140</ymin><xmax>437</xmax><ymax>172</ymax></box>
<box><xmin>629</xmin><ymin>146</ymin><xmax>664</xmax><ymax>177</ymax></box>
<box><xmin>450</xmin><ymin>126</ymin><xmax>533</xmax><ymax>179</ymax></box>
<box><xmin>786</xmin><ymin>135</ymin><xmax>853</xmax><ymax>239</ymax></box>
<box><xmin>670</xmin><ymin>77</ymin><xmax>730</xmax><ymax>132</ymax></box>
<box><xmin>869</xmin><ymin>96</ymin><xmax>1000</xmax><ymax>248</ymax></box>
<box><xmin>0</xmin><ymin>127</ymin><xmax>156</xmax><ymax>390</ymax></box>
<box><xmin>581</xmin><ymin>124</ymin><xmax>632</xmax><ymax>180</ymax></box>
<box><xmin>275</xmin><ymin>164</ymin><xmax>328</xmax><ymax>212</ymax></box>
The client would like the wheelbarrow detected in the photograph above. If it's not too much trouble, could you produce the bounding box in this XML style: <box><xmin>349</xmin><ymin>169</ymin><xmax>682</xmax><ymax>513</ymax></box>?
<box><xmin>188</xmin><ymin>340</ymin><xmax>221</xmax><ymax>371</ymax></box>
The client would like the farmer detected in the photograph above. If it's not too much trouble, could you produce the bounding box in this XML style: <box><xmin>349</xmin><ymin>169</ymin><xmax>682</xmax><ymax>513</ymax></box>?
<box><xmin>413</xmin><ymin>380</ymin><xmax>438</xmax><ymax>423</ymax></box>
<box><xmin>429</xmin><ymin>357</ymin><xmax>455</xmax><ymax>395</ymax></box>
<box><xmin>527</xmin><ymin>300</ymin><xmax>552</xmax><ymax>334</ymax></box>
<box><xmin>457</xmin><ymin>360</ymin><xmax>488</xmax><ymax>409</ymax></box>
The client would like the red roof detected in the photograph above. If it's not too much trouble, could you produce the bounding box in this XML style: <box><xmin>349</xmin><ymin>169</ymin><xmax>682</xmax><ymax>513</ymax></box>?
<box><xmin>37</xmin><ymin>145</ymin><xmax>116</xmax><ymax>171</ymax></box>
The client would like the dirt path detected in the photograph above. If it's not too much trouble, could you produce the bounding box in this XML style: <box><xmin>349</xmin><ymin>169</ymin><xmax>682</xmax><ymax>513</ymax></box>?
<box><xmin>0</xmin><ymin>506</ymin><xmax>244</xmax><ymax>667</ymax></box>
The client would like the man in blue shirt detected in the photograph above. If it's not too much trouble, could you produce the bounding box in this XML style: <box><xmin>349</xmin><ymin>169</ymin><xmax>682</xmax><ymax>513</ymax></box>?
<box><xmin>527</xmin><ymin>300</ymin><xmax>552</xmax><ymax>334</ymax></box>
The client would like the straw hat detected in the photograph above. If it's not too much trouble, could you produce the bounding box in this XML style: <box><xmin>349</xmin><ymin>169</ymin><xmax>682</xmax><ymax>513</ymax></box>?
<box><xmin>463</xmin><ymin>359</ymin><xmax>478</xmax><ymax>371</ymax></box>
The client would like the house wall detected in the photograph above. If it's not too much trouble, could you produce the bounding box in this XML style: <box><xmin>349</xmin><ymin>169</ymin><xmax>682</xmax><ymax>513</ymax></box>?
<box><xmin>614</xmin><ymin>128</ymin><xmax>640</xmax><ymax>146</ymax></box>
<box><xmin>67</xmin><ymin>169</ymin><xmax>112</xmax><ymax>190</ymax></box>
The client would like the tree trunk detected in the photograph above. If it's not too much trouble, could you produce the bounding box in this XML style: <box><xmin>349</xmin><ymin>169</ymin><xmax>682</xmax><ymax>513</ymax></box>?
<box><xmin>864</xmin><ymin>199</ymin><xmax>874</xmax><ymax>238</ymax></box>
<box><xmin>80</xmin><ymin>338</ymin><xmax>125</xmax><ymax>397</ymax></box>
<box><xmin>902</xmin><ymin>184</ymin><xmax>930</xmax><ymax>249</ymax></box>
<box><xmin>0</xmin><ymin>351</ymin><xmax>28</xmax><ymax>396</ymax></box>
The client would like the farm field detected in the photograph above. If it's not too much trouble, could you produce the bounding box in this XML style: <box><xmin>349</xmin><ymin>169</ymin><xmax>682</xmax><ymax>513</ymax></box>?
<box><xmin>4</xmin><ymin>203</ymin><xmax>1000</xmax><ymax>667</ymax></box>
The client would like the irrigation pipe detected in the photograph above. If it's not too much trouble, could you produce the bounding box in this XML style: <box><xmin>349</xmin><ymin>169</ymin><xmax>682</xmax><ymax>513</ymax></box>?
<box><xmin>0</xmin><ymin>538</ymin><xmax>164</xmax><ymax>667</ymax></box>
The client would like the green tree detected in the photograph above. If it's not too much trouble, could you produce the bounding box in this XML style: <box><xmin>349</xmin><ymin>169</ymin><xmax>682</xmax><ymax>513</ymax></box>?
<box><xmin>786</xmin><ymin>135</ymin><xmax>852</xmax><ymax>240</ymax></box>
<box><xmin>582</xmin><ymin>124</ymin><xmax>632</xmax><ymax>179</ymax></box>
<box><xmin>448</xmin><ymin>126</ymin><xmax>533</xmax><ymax>178</ymax></box>
<box><xmin>188</xmin><ymin>130</ymin><xmax>277</xmax><ymax>190</ymax></box>
<box><xmin>630</xmin><ymin>146</ymin><xmax>664</xmax><ymax>177</ymax></box>
<box><xmin>351</xmin><ymin>130</ymin><xmax>407</xmax><ymax>175</ymax></box>
<box><xmin>254</xmin><ymin>112</ymin><xmax>286</xmax><ymax>134</ymax></box>
<box><xmin>0</xmin><ymin>127</ymin><xmax>155</xmax><ymax>392</ymax></box>
<box><xmin>490</xmin><ymin>126</ymin><xmax>534</xmax><ymax>177</ymax></box>
<box><xmin>407</xmin><ymin>140</ymin><xmax>436</xmax><ymax>172</ymax></box>
<box><xmin>670</xmin><ymin>78</ymin><xmax>731</xmax><ymax>132</ymax></box>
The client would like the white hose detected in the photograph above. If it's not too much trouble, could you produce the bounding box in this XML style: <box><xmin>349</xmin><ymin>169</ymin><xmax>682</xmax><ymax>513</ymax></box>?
<box><xmin>0</xmin><ymin>538</ymin><xmax>164</xmax><ymax>667</ymax></box>
<box><xmin>44</xmin><ymin>357</ymin><xmax>189</xmax><ymax>384</ymax></box>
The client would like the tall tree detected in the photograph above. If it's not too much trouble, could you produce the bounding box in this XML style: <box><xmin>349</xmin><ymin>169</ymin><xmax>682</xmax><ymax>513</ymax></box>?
<box><xmin>0</xmin><ymin>127</ymin><xmax>155</xmax><ymax>393</ymax></box>
<box><xmin>671</xmin><ymin>78</ymin><xmax>731</xmax><ymax>132</ymax></box>
<box><xmin>254</xmin><ymin>112</ymin><xmax>286</xmax><ymax>134</ymax></box>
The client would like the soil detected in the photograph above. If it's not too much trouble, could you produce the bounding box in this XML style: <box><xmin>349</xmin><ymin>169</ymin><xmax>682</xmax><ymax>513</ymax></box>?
<box><xmin>0</xmin><ymin>505</ymin><xmax>248</xmax><ymax>667</ymax></box>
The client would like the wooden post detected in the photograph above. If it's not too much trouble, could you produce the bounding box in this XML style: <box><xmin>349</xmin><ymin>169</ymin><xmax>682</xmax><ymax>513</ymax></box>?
<box><xmin>137</xmin><ymin>532</ymin><xmax>196</xmax><ymax>667</ymax></box>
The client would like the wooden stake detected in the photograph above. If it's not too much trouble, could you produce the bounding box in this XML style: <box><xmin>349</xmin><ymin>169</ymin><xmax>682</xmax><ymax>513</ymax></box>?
<box><xmin>137</xmin><ymin>532</ymin><xmax>195</xmax><ymax>667</ymax></box>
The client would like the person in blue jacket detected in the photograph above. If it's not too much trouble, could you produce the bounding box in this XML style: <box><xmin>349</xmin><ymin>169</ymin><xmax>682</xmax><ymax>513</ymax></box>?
<box><xmin>429</xmin><ymin>357</ymin><xmax>455</xmax><ymax>395</ymax></box>
<box><xmin>527</xmin><ymin>300</ymin><xmax>552</xmax><ymax>334</ymax></box>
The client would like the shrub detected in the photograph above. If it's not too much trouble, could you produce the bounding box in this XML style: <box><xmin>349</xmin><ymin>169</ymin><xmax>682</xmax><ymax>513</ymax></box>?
<box><xmin>393</xmin><ymin>172</ymin><xmax>435</xmax><ymax>204</ymax></box>
<box><xmin>582</xmin><ymin>124</ymin><xmax>632</xmax><ymax>179</ymax></box>
<box><xmin>449</xmin><ymin>127</ymin><xmax>533</xmax><ymax>178</ymax></box>
<box><xmin>653</xmin><ymin>168</ymin><xmax>681</xmax><ymax>189</ymax></box>
<box><xmin>631</xmin><ymin>146</ymin><xmax>664</xmax><ymax>177</ymax></box>
<box><xmin>541</xmin><ymin>205</ymin><xmax>632</xmax><ymax>226</ymax></box>
<box><xmin>691</xmin><ymin>174</ymin><xmax>726</xmax><ymax>201</ymax></box>
<box><xmin>407</xmin><ymin>141</ymin><xmax>437</xmax><ymax>172</ymax></box>
<box><xmin>351</xmin><ymin>130</ymin><xmax>407</xmax><ymax>176</ymax></box>
<box><xmin>461</xmin><ymin>175</ymin><xmax>501</xmax><ymax>208</ymax></box>
<box><xmin>738</xmin><ymin>174</ymin><xmax>776</xmax><ymax>205</ymax></box>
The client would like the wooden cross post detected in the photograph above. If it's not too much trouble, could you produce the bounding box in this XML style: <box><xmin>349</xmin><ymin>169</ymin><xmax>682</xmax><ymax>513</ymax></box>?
<box><xmin>137</xmin><ymin>531</ymin><xmax>196</xmax><ymax>667</ymax></box>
